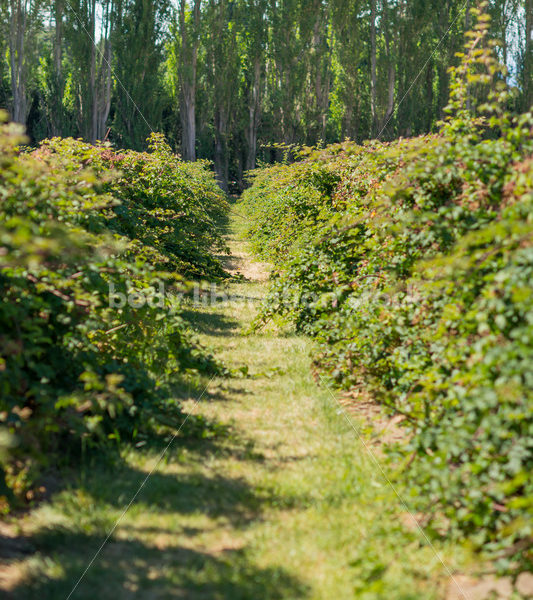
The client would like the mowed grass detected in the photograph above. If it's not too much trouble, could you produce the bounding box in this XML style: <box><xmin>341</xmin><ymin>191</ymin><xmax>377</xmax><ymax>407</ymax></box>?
<box><xmin>0</xmin><ymin>213</ymin><xmax>470</xmax><ymax>600</ymax></box>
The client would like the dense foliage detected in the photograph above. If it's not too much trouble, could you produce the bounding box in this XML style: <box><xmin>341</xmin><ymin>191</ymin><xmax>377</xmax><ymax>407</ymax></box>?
<box><xmin>0</xmin><ymin>117</ymin><xmax>228</xmax><ymax>502</ymax></box>
<box><xmin>1</xmin><ymin>0</ymin><xmax>532</xmax><ymax>190</ymax></box>
<box><xmin>242</xmin><ymin>15</ymin><xmax>533</xmax><ymax>568</ymax></box>
<box><xmin>33</xmin><ymin>134</ymin><xmax>229</xmax><ymax>278</ymax></box>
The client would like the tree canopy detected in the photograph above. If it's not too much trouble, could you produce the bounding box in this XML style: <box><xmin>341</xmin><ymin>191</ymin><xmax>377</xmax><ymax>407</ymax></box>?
<box><xmin>0</xmin><ymin>0</ymin><xmax>531</xmax><ymax>190</ymax></box>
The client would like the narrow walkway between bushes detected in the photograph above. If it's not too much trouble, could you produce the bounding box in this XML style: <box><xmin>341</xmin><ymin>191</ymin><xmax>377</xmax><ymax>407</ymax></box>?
<box><xmin>3</xmin><ymin>212</ymin><xmax>468</xmax><ymax>600</ymax></box>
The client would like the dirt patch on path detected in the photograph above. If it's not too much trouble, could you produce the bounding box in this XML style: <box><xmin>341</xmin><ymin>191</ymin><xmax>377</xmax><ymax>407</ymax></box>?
<box><xmin>447</xmin><ymin>572</ymin><xmax>533</xmax><ymax>600</ymax></box>
<box><xmin>220</xmin><ymin>232</ymin><xmax>270</xmax><ymax>283</ymax></box>
<box><xmin>337</xmin><ymin>386</ymin><xmax>406</xmax><ymax>448</ymax></box>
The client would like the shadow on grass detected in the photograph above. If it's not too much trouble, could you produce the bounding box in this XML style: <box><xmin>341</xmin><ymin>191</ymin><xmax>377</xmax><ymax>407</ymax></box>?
<box><xmin>181</xmin><ymin>309</ymin><xmax>240</xmax><ymax>337</ymax></box>
<box><xmin>4</xmin><ymin>456</ymin><xmax>310</xmax><ymax>600</ymax></box>
<box><xmin>3</xmin><ymin>410</ymin><xmax>312</xmax><ymax>600</ymax></box>
<box><xmin>79</xmin><ymin>463</ymin><xmax>264</xmax><ymax>524</ymax></box>
<box><xmin>11</xmin><ymin>532</ymin><xmax>309</xmax><ymax>600</ymax></box>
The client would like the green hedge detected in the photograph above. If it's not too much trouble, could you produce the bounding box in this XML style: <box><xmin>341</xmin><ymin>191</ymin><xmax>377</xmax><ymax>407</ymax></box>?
<box><xmin>0</xmin><ymin>120</ymin><xmax>228</xmax><ymax>501</ymax></box>
<box><xmin>242</xmin><ymin>14</ymin><xmax>533</xmax><ymax>569</ymax></box>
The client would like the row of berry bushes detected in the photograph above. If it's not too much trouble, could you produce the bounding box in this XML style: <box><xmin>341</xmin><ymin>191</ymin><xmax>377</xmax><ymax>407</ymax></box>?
<box><xmin>0</xmin><ymin>120</ymin><xmax>229</xmax><ymax>502</ymax></box>
<box><xmin>241</xmin><ymin>13</ymin><xmax>532</xmax><ymax>569</ymax></box>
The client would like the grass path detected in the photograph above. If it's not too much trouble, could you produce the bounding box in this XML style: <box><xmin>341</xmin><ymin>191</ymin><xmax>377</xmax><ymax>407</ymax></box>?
<box><xmin>1</xmin><ymin>212</ymin><xmax>468</xmax><ymax>600</ymax></box>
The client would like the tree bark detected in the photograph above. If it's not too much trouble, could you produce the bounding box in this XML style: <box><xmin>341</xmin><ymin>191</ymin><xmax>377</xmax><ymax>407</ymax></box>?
<box><xmin>465</xmin><ymin>0</ymin><xmax>471</xmax><ymax>113</ymax></box>
<box><xmin>95</xmin><ymin>36</ymin><xmax>112</xmax><ymax>140</ymax></box>
<box><xmin>245</xmin><ymin>56</ymin><xmax>261</xmax><ymax>171</ymax></box>
<box><xmin>9</xmin><ymin>0</ymin><xmax>29</xmax><ymax>124</ymax></box>
<box><xmin>382</xmin><ymin>60</ymin><xmax>395</xmax><ymax>131</ymax></box>
<box><xmin>50</xmin><ymin>0</ymin><xmax>63</xmax><ymax>135</ymax></box>
<box><xmin>437</xmin><ymin>0</ymin><xmax>451</xmax><ymax>119</ymax></box>
<box><xmin>380</xmin><ymin>0</ymin><xmax>395</xmax><ymax>136</ymax></box>
<box><xmin>86</xmin><ymin>0</ymin><xmax>112</xmax><ymax>143</ymax></box>
<box><xmin>313</xmin><ymin>2</ymin><xmax>331</xmax><ymax>142</ymax></box>
<box><xmin>425</xmin><ymin>61</ymin><xmax>433</xmax><ymax>132</ymax></box>
<box><xmin>178</xmin><ymin>0</ymin><xmax>201</xmax><ymax>161</ymax></box>
<box><xmin>525</xmin><ymin>0</ymin><xmax>533</xmax><ymax>110</ymax></box>
<box><xmin>89</xmin><ymin>0</ymin><xmax>97</xmax><ymax>142</ymax></box>
<box><xmin>214</xmin><ymin>107</ymin><xmax>229</xmax><ymax>192</ymax></box>
<box><xmin>370</xmin><ymin>0</ymin><xmax>377</xmax><ymax>137</ymax></box>
<box><xmin>181</xmin><ymin>84</ymin><xmax>196</xmax><ymax>160</ymax></box>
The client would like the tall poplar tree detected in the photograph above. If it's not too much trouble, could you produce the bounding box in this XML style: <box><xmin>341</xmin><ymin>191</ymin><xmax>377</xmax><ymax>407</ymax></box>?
<box><xmin>238</xmin><ymin>0</ymin><xmax>268</xmax><ymax>171</ymax></box>
<box><xmin>7</xmin><ymin>0</ymin><xmax>42</xmax><ymax>123</ymax></box>
<box><xmin>176</xmin><ymin>0</ymin><xmax>202</xmax><ymax>160</ymax></box>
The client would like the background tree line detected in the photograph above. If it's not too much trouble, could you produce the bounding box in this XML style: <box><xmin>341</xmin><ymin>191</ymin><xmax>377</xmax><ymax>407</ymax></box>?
<box><xmin>1</xmin><ymin>0</ymin><xmax>532</xmax><ymax>190</ymax></box>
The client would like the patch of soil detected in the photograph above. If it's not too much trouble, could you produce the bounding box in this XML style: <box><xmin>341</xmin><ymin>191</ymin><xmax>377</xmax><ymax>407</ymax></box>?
<box><xmin>337</xmin><ymin>386</ymin><xmax>407</xmax><ymax>448</ymax></box>
<box><xmin>0</xmin><ymin>522</ymin><xmax>34</xmax><ymax>559</ymax></box>
<box><xmin>0</xmin><ymin>521</ymin><xmax>35</xmax><ymax>596</ymax></box>
<box><xmin>220</xmin><ymin>238</ymin><xmax>270</xmax><ymax>283</ymax></box>
<box><xmin>447</xmin><ymin>572</ymin><xmax>533</xmax><ymax>600</ymax></box>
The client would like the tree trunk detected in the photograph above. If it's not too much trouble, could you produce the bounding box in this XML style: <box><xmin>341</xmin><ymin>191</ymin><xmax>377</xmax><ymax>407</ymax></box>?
<box><xmin>370</xmin><ymin>0</ymin><xmax>377</xmax><ymax>137</ymax></box>
<box><xmin>245</xmin><ymin>56</ymin><xmax>261</xmax><ymax>171</ymax></box>
<box><xmin>525</xmin><ymin>0</ymin><xmax>533</xmax><ymax>110</ymax></box>
<box><xmin>95</xmin><ymin>36</ymin><xmax>112</xmax><ymax>141</ymax></box>
<box><xmin>9</xmin><ymin>0</ymin><xmax>29</xmax><ymax>124</ymax></box>
<box><xmin>437</xmin><ymin>0</ymin><xmax>451</xmax><ymax>119</ymax></box>
<box><xmin>50</xmin><ymin>0</ymin><xmax>63</xmax><ymax>135</ymax></box>
<box><xmin>214</xmin><ymin>107</ymin><xmax>229</xmax><ymax>192</ymax></box>
<box><xmin>465</xmin><ymin>0</ymin><xmax>471</xmax><ymax>113</ymax></box>
<box><xmin>381</xmin><ymin>60</ymin><xmax>395</xmax><ymax>133</ymax></box>
<box><xmin>89</xmin><ymin>0</ymin><xmax>97</xmax><ymax>142</ymax></box>
<box><xmin>380</xmin><ymin>0</ymin><xmax>395</xmax><ymax>137</ymax></box>
<box><xmin>178</xmin><ymin>0</ymin><xmax>201</xmax><ymax>161</ymax></box>
<box><xmin>313</xmin><ymin>2</ymin><xmax>331</xmax><ymax>143</ymax></box>
<box><xmin>86</xmin><ymin>0</ymin><xmax>112</xmax><ymax>143</ymax></box>
<box><xmin>181</xmin><ymin>85</ymin><xmax>196</xmax><ymax>161</ymax></box>
<box><xmin>425</xmin><ymin>61</ymin><xmax>433</xmax><ymax>132</ymax></box>
<box><xmin>54</xmin><ymin>0</ymin><xmax>62</xmax><ymax>76</ymax></box>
